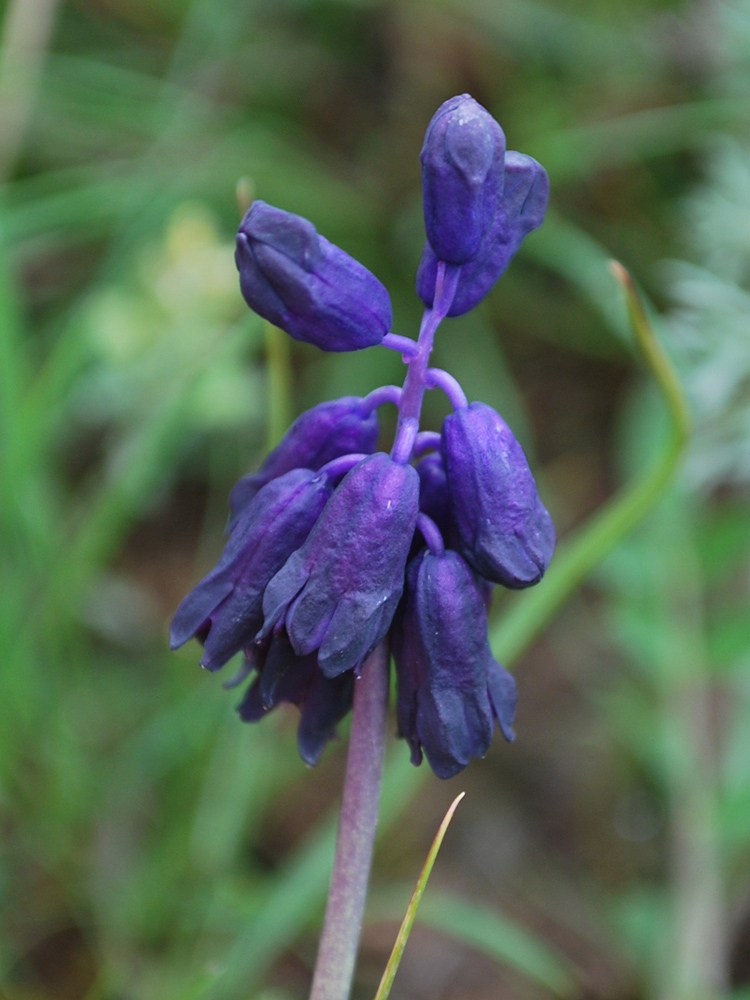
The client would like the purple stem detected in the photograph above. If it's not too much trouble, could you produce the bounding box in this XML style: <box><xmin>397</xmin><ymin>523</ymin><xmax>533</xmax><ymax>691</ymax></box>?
<box><xmin>362</xmin><ymin>384</ymin><xmax>403</xmax><ymax>412</ymax></box>
<box><xmin>414</xmin><ymin>430</ymin><xmax>442</xmax><ymax>456</ymax></box>
<box><xmin>221</xmin><ymin>658</ymin><xmax>253</xmax><ymax>690</ymax></box>
<box><xmin>318</xmin><ymin>453</ymin><xmax>367</xmax><ymax>483</ymax></box>
<box><xmin>416</xmin><ymin>512</ymin><xmax>445</xmax><ymax>557</ymax></box>
<box><xmin>382</xmin><ymin>332</ymin><xmax>419</xmax><ymax>358</ymax></box>
<box><xmin>391</xmin><ymin>262</ymin><xmax>460</xmax><ymax>465</ymax></box>
<box><xmin>223</xmin><ymin>641</ymin><xmax>265</xmax><ymax>689</ymax></box>
<box><xmin>425</xmin><ymin>367</ymin><xmax>468</xmax><ymax>410</ymax></box>
<box><xmin>309</xmin><ymin>642</ymin><xmax>390</xmax><ymax>1000</ymax></box>
<box><xmin>308</xmin><ymin>260</ymin><xmax>459</xmax><ymax>1000</ymax></box>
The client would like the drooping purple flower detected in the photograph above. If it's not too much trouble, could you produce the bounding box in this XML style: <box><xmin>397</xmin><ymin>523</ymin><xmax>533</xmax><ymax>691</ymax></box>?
<box><xmin>228</xmin><ymin>396</ymin><xmax>379</xmax><ymax>530</ymax></box>
<box><xmin>236</xmin><ymin>201</ymin><xmax>392</xmax><ymax>352</ymax></box>
<box><xmin>170</xmin><ymin>468</ymin><xmax>332</xmax><ymax>672</ymax></box>
<box><xmin>170</xmin><ymin>96</ymin><xmax>555</xmax><ymax>783</ymax></box>
<box><xmin>421</xmin><ymin>95</ymin><xmax>506</xmax><ymax>265</ymax></box>
<box><xmin>237</xmin><ymin>632</ymin><xmax>354</xmax><ymax>766</ymax></box>
<box><xmin>261</xmin><ymin>453</ymin><xmax>420</xmax><ymax>678</ymax></box>
<box><xmin>393</xmin><ymin>549</ymin><xmax>516</xmax><ymax>779</ymax></box>
<box><xmin>417</xmin><ymin>151</ymin><xmax>549</xmax><ymax>316</ymax></box>
<box><xmin>442</xmin><ymin>401</ymin><xmax>555</xmax><ymax>588</ymax></box>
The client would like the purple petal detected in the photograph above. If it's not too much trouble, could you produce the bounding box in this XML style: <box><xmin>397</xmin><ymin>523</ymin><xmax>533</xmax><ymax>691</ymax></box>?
<box><xmin>227</xmin><ymin>396</ymin><xmax>379</xmax><ymax>529</ymax></box>
<box><xmin>421</xmin><ymin>95</ymin><xmax>505</xmax><ymax>265</ymax></box>
<box><xmin>487</xmin><ymin>658</ymin><xmax>517</xmax><ymax>743</ymax></box>
<box><xmin>393</xmin><ymin>550</ymin><xmax>496</xmax><ymax>778</ymax></box>
<box><xmin>262</xmin><ymin>453</ymin><xmax>419</xmax><ymax>676</ymax></box>
<box><xmin>170</xmin><ymin>468</ymin><xmax>330</xmax><ymax>673</ymax></box>
<box><xmin>417</xmin><ymin>151</ymin><xmax>549</xmax><ymax>316</ymax></box>
<box><xmin>236</xmin><ymin>202</ymin><xmax>392</xmax><ymax>352</ymax></box>
<box><xmin>442</xmin><ymin>402</ymin><xmax>555</xmax><ymax>588</ymax></box>
<box><xmin>297</xmin><ymin>670</ymin><xmax>354</xmax><ymax>766</ymax></box>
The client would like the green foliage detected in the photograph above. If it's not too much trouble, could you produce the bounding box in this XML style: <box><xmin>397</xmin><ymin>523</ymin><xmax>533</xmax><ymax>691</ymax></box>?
<box><xmin>373</xmin><ymin>794</ymin><xmax>465</xmax><ymax>1000</ymax></box>
<box><xmin>2</xmin><ymin>0</ymin><xmax>750</xmax><ymax>998</ymax></box>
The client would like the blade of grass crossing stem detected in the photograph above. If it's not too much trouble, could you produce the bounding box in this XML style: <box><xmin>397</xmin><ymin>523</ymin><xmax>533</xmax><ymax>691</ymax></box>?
<box><xmin>490</xmin><ymin>260</ymin><xmax>690</xmax><ymax>666</ymax></box>
<box><xmin>374</xmin><ymin>793</ymin><xmax>465</xmax><ymax>1000</ymax></box>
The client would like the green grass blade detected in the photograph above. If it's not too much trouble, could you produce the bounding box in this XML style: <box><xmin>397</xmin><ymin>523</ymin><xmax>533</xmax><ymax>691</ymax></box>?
<box><xmin>373</xmin><ymin>792</ymin><xmax>464</xmax><ymax>1000</ymax></box>
<box><xmin>264</xmin><ymin>322</ymin><xmax>293</xmax><ymax>451</ymax></box>
<box><xmin>523</xmin><ymin>211</ymin><xmax>631</xmax><ymax>346</ymax></box>
<box><xmin>416</xmin><ymin>893</ymin><xmax>576</xmax><ymax>997</ymax></box>
<box><xmin>491</xmin><ymin>260</ymin><xmax>690</xmax><ymax>665</ymax></box>
<box><xmin>536</xmin><ymin>98</ymin><xmax>750</xmax><ymax>184</ymax></box>
<box><xmin>0</xmin><ymin>217</ymin><xmax>25</xmax><ymax>431</ymax></box>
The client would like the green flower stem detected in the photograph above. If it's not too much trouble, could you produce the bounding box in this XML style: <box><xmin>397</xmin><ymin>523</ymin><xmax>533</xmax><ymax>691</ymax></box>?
<box><xmin>264</xmin><ymin>321</ymin><xmax>293</xmax><ymax>451</ymax></box>
<box><xmin>490</xmin><ymin>261</ymin><xmax>691</xmax><ymax>664</ymax></box>
<box><xmin>309</xmin><ymin>642</ymin><xmax>390</xmax><ymax>1000</ymax></box>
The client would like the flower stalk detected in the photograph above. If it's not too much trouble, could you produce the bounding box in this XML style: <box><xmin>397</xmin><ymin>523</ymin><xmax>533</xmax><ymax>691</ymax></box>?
<box><xmin>391</xmin><ymin>262</ymin><xmax>459</xmax><ymax>465</ymax></box>
<box><xmin>309</xmin><ymin>642</ymin><xmax>390</xmax><ymax>1000</ymax></box>
<box><xmin>171</xmin><ymin>92</ymin><xmax>557</xmax><ymax>1000</ymax></box>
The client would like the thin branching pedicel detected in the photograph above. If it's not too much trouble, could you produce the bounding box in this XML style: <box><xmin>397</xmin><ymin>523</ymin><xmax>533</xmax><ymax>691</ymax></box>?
<box><xmin>171</xmin><ymin>93</ymin><xmax>553</xmax><ymax>999</ymax></box>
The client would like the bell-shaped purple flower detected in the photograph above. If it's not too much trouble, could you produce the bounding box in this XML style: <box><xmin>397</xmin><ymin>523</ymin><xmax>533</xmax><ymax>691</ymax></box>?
<box><xmin>417</xmin><ymin>151</ymin><xmax>549</xmax><ymax>316</ymax></box>
<box><xmin>237</xmin><ymin>632</ymin><xmax>354</xmax><ymax>766</ymax></box>
<box><xmin>442</xmin><ymin>401</ymin><xmax>555</xmax><ymax>588</ymax></box>
<box><xmin>393</xmin><ymin>549</ymin><xmax>516</xmax><ymax>779</ymax></box>
<box><xmin>421</xmin><ymin>95</ymin><xmax>506</xmax><ymax>265</ymax></box>
<box><xmin>236</xmin><ymin>201</ymin><xmax>392</xmax><ymax>352</ymax></box>
<box><xmin>228</xmin><ymin>396</ymin><xmax>379</xmax><ymax>530</ymax></box>
<box><xmin>170</xmin><ymin>468</ymin><xmax>332</xmax><ymax>672</ymax></box>
<box><xmin>261</xmin><ymin>453</ymin><xmax>419</xmax><ymax>678</ymax></box>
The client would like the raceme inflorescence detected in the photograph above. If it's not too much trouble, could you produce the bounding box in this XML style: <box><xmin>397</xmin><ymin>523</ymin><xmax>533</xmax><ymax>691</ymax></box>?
<box><xmin>171</xmin><ymin>94</ymin><xmax>554</xmax><ymax>779</ymax></box>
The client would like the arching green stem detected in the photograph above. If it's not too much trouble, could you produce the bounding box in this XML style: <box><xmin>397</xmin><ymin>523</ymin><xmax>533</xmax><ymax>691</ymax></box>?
<box><xmin>490</xmin><ymin>261</ymin><xmax>691</xmax><ymax>663</ymax></box>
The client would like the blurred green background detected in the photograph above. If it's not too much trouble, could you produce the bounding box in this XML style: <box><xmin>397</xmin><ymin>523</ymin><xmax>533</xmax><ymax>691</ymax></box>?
<box><xmin>2</xmin><ymin>0</ymin><xmax>750</xmax><ymax>997</ymax></box>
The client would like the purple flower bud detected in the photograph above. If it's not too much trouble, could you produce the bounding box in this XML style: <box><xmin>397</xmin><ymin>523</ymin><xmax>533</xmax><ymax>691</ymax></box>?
<box><xmin>261</xmin><ymin>453</ymin><xmax>419</xmax><ymax>678</ymax></box>
<box><xmin>393</xmin><ymin>549</ymin><xmax>516</xmax><ymax>779</ymax></box>
<box><xmin>170</xmin><ymin>468</ymin><xmax>332</xmax><ymax>672</ymax></box>
<box><xmin>417</xmin><ymin>151</ymin><xmax>549</xmax><ymax>316</ymax></box>
<box><xmin>421</xmin><ymin>95</ymin><xmax>506</xmax><ymax>265</ymax></box>
<box><xmin>236</xmin><ymin>201</ymin><xmax>392</xmax><ymax>352</ymax></box>
<box><xmin>442</xmin><ymin>402</ymin><xmax>555</xmax><ymax>588</ymax></box>
<box><xmin>237</xmin><ymin>632</ymin><xmax>353</xmax><ymax>766</ymax></box>
<box><xmin>228</xmin><ymin>396</ymin><xmax>379</xmax><ymax>530</ymax></box>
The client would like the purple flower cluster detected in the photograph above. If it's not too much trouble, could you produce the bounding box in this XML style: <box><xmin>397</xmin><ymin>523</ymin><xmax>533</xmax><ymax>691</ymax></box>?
<box><xmin>171</xmin><ymin>95</ymin><xmax>553</xmax><ymax>778</ymax></box>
